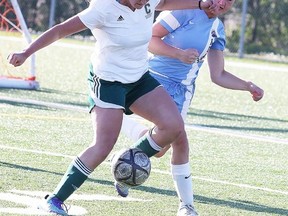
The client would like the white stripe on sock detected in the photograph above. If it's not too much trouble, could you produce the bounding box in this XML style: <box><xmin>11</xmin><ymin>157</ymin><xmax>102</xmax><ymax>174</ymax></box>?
<box><xmin>146</xmin><ymin>131</ymin><xmax>162</xmax><ymax>151</ymax></box>
<box><xmin>73</xmin><ymin>157</ymin><xmax>92</xmax><ymax>176</ymax></box>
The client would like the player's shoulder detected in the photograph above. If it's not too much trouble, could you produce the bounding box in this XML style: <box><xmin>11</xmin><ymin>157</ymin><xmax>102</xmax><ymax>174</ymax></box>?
<box><xmin>172</xmin><ymin>9</ymin><xmax>201</xmax><ymax>23</ymax></box>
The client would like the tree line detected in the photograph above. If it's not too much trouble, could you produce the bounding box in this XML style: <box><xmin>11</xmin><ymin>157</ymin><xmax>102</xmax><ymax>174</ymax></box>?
<box><xmin>2</xmin><ymin>0</ymin><xmax>288</xmax><ymax>56</ymax></box>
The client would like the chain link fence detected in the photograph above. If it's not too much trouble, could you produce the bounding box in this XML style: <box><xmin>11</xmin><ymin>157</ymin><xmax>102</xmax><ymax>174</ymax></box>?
<box><xmin>221</xmin><ymin>0</ymin><xmax>288</xmax><ymax>62</ymax></box>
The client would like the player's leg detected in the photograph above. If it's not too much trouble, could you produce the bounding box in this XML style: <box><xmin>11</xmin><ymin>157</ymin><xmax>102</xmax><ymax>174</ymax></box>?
<box><xmin>120</xmin><ymin>74</ymin><xmax>198</xmax><ymax>215</ymax></box>
<box><xmin>170</xmin><ymin>132</ymin><xmax>198</xmax><ymax>216</ymax></box>
<box><xmin>79</xmin><ymin>107</ymin><xmax>123</xmax><ymax>169</ymax></box>
<box><xmin>121</xmin><ymin>72</ymin><xmax>185</xmax><ymax>156</ymax></box>
<box><xmin>121</xmin><ymin>115</ymin><xmax>171</xmax><ymax>157</ymax></box>
<box><xmin>121</xmin><ymin>73</ymin><xmax>194</xmax><ymax>159</ymax></box>
<box><xmin>131</xmin><ymin>85</ymin><xmax>197</xmax><ymax>215</ymax></box>
<box><xmin>39</xmin><ymin>70</ymin><xmax>125</xmax><ymax>215</ymax></box>
<box><xmin>115</xmin><ymin>72</ymin><xmax>185</xmax><ymax>197</ymax></box>
<box><xmin>130</xmin><ymin>86</ymin><xmax>185</xmax><ymax>154</ymax></box>
<box><xmin>121</xmin><ymin>107</ymin><xmax>197</xmax><ymax>215</ymax></box>
<box><xmin>154</xmin><ymin>144</ymin><xmax>171</xmax><ymax>157</ymax></box>
<box><xmin>40</xmin><ymin>107</ymin><xmax>123</xmax><ymax>215</ymax></box>
<box><xmin>136</xmin><ymin>79</ymin><xmax>198</xmax><ymax>215</ymax></box>
<box><xmin>121</xmin><ymin>114</ymin><xmax>148</xmax><ymax>142</ymax></box>
<box><xmin>164</xmin><ymin>81</ymin><xmax>198</xmax><ymax>216</ymax></box>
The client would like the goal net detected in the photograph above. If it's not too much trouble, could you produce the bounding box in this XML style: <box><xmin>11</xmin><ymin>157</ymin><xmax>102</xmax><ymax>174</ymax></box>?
<box><xmin>0</xmin><ymin>0</ymin><xmax>39</xmax><ymax>89</ymax></box>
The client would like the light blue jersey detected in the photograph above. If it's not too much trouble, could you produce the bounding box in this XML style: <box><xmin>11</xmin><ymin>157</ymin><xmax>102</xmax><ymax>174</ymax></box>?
<box><xmin>149</xmin><ymin>9</ymin><xmax>226</xmax><ymax>119</ymax></box>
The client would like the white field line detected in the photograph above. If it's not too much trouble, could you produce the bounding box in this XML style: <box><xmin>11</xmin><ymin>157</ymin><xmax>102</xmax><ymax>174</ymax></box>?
<box><xmin>153</xmin><ymin>169</ymin><xmax>288</xmax><ymax>196</ymax></box>
<box><xmin>0</xmin><ymin>95</ymin><xmax>88</xmax><ymax>113</ymax></box>
<box><xmin>1</xmin><ymin>35</ymin><xmax>288</xmax><ymax>73</ymax></box>
<box><xmin>0</xmin><ymin>144</ymin><xmax>288</xmax><ymax>196</ymax></box>
<box><xmin>10</xmin><ymin>189</ymin><xmax>150</xmax><ymax>202</ymax></box>
<box><xmin>185</xmin><ymin>123</ymin><xmax>288</xmax><ymax>145</ymax></box>
<box><xmin>1</xmin><ymin>95</ymin><xmax>287</xmax><ymax>145</ymax></box>
<box><xmin>0</xmin><ymin>190</ymin><xmax>148</xmax><ymax>215</ymax></box>
<box><xmin>224</xmin><ymin>61</ymin><xmax>288</xmax><ymax>73</ymax></box>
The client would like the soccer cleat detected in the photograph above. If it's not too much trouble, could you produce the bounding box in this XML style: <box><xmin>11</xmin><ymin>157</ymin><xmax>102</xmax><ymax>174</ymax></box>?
<box><xmin>177</xmin><ymin>204</ymin><xmax>199</xmax><ymax>216</ymax></box>
<box><xmin>38</xmin><ymin>194</ymin><xmax>69</xmax><ymax>216</ymax></box>
<box><xmin>114</xmin><ymin>181</ymin><xmax>129</xmax><ymax>197</ymax></box>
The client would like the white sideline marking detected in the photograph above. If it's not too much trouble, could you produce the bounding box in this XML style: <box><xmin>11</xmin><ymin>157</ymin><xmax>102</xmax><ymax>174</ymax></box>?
<box><xmin>225</xmin><ymin>61</ymin><xmax>288</xmax><ymax>73</ymax></box>
<box><xmin>11</xmin><ymin>189</ymin><xmax>149</xmax><ymax>202</ymax></box>
<box><xmin>153</xmin><ymin>169</ymin><xmax>288</xmax><ymax>196</ymax></box>
<box><xmin>0</xmin><ymin>95</ymin><xmax>287</xmax><ymax>145</ymax></box>
<box><xmin>0</xmin><ymin>96</ymin><xmax>88</xmax><ymax>113</ymax></box>
<box><xmin>0</xmin><ymin>190</ymin><xmax>149</xmax><ymax>215</ymax></box>
<box><xmin>0</xmin><ymin>191</ymin><xmax>87</xmax><ymax>215</ymax></box>
<box><xmin>185</xmin><ymin>124</ymin><xmax>288</xmax><ymax>145</ymax></box>
<box><xmin>0</xmin><ymin>144</ymin><xmax>288</xmax><ymax>196</ymax></box>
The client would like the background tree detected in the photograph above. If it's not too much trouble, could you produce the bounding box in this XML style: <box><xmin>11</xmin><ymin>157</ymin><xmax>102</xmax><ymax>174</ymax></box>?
<box><xmin>224</xmin><ymin>0</ymin><xmax>288</xmax><ymax>56</ymax></box>
<box><xmin>1</xmin><ymin>0</ymin><xmax>287</xmax><ymax>56</ymax></box>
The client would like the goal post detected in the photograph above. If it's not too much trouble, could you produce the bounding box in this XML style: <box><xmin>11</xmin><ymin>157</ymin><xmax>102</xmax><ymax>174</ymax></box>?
<box><xmin>0</xmin><ymin>0</ymin><xmax>39</xmax><ymax>90</ymax></box>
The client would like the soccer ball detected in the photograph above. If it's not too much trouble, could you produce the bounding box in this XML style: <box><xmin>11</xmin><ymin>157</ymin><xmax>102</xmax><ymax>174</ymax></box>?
<box><xmin>111</xmin><ymin>148</ymin><xmax>151</xmax><ymax>187</ymax></box>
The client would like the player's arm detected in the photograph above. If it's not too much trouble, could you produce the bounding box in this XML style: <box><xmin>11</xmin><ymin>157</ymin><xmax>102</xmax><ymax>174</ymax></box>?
<box><xmin>207</xmin><ymin>49</ymin><xmax>264</xmax><ymax>101</ymax></box>
<box><xmin>8</xmin><ymin>15</ymin><xmax>87</xmax><ymax>67</ymax></box>
<box><xmin>148</xmin><ymin>22</ymin><xmax>199</xmax><ymax>64</ymax></box>
<box><xmin>156</xmin><ymin>0</ymin><xmax>217</xmax><ymax>11</ymax></box>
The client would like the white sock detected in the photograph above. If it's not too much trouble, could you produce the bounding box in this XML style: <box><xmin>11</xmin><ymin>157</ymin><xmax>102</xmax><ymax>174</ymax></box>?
<box><xmin>171</xmin><ymin>162</ymin><xmax>194</xmax><ymax>206</ymax></box>
<box><xmin>121</xmin><ymin>115</ymin><xmax>148</xmax><ymax>142</ymax></box>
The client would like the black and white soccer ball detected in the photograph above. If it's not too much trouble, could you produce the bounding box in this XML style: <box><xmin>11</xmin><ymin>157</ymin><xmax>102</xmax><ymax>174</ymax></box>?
<box><xmin>111</xmin><ymin>148</ymin><xmax>151</xmax><ymax>187</ymax></box>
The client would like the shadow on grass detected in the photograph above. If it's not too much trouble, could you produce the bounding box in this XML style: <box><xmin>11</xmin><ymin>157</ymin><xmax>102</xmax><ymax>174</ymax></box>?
<box><xmin>187</xmin><ymin>109</ymin><xmax>288</xmax><ymax>135</ymax></box>
<box><xmin>1</xmin><ymin>161</ymin><xmax>287</xmax><ymax>215</ymax></box>
<box><xmin>0</xmin><ymin>87</ymin><xmax>85</xmax><ymax>96</ymax></box>
<box><xmin>0</xmin><ymin>96</ymin><xmax>88</xmax><ymax>112</ymax></box>
<box><xmin>0</xmin><ymin>99</ymin><xmax>53</xmax><ymax>111</ymax></box>
<box><xmin>1</xmin><ymin>95</ymin><xmax>287</xmax><ymax>135</ymax></box>
<box><xmin>193</xmin><ymin>123</ymin><xmax>288</xmax><ymax>134</ymax></box>
<box><xmin>196</xmin><ymin>196</ymin><xmax>288</xmax><ymax>215</ymax></box>
<box><xmin>188</xmin><ymin>108</ymin><xmax>288</xmax><ymax>123</ymax></box>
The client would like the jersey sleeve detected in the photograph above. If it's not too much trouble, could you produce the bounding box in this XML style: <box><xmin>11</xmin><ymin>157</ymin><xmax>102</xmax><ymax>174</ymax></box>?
<box><xmin>211</xmin><ymin>22</ymin><xmax>226</xmax><ymax>51</ymax></box>
<box><xmin>157</xmin><ymin>10</ymin><xmax>187</xmax><ymax>33</ymax></box>
<box><xmin>78</xmin><ymin>0</ymin><xmax>105</xmax><ymax>29</ymax></box>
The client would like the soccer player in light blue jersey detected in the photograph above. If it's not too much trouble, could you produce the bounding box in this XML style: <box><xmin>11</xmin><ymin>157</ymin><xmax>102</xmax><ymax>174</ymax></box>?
<box><xmin>119</xmin><ymin>1</ymin><xmax>264</xmax><ymax>215</ymax></box>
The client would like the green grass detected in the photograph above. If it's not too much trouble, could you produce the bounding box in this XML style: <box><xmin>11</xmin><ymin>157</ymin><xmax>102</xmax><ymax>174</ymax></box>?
<box><xmin>0</xmin><ymin>34</ymin><xmax>288</xmax><ymax>216</ymax></box>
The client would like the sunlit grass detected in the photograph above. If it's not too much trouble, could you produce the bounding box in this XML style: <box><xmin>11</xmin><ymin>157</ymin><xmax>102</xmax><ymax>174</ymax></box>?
<box><xmin>0</xmin><ymin>35</ymin><xmax>288</xmax><ymax>216</ymax></box>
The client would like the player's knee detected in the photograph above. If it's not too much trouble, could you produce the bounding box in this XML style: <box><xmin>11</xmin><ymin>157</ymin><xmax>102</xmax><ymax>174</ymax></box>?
<box><xmin>157</xmin><ymin>120</ymin><xmax>184</xmax><ymax>144</ymax></box>
<box><xmin>172</xmin><ymin>131</ymin><xmax>189</xmax><ymax>151</ymax></box>
<box><xmin>167</xmin><ymin>117</ymin><xmax>185</xmax><ymax>138</ymax></box>
<box><xmin>91</xmin><ymin>136</ymin><xmax>118</xmax><ymax>158</ymax></box>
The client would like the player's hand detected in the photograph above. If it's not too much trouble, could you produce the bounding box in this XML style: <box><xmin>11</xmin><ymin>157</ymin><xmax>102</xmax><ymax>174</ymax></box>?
<box><xmin>7</xmin><ymin>51</ymin><xmax>28</xmax><ymax>67</ymax></box>
<box><xmin>201</xmin><ymin>0</ymin><xmax>219</xmax><ymax>12</ymax></box>
<box><xmin>178</xmin><ymin>48</ymin><xmax>199</xmax><ymax>64</ymax></box>
<box><xmin>247</xmin><ymin>81</ymin><xmax>264</xmax><ymax>101</ymax></box>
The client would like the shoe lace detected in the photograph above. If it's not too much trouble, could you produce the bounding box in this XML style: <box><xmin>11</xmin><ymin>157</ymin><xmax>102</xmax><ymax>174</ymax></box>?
<box><xmin>46</xmin><ymin>195</ymin><xmax>69</xmax><ymax>214</ymax></box>
<box><xmin>54</xmin><ymin>199</ymin><xmax>69</xmax><ymax>213</ymax></box>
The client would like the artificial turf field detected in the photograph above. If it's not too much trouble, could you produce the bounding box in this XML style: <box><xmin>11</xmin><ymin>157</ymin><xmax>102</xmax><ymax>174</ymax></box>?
<box><xmin>0</xmin><ymin>34</ymin><xmax>287</xmax><ymax>215</ymax></box>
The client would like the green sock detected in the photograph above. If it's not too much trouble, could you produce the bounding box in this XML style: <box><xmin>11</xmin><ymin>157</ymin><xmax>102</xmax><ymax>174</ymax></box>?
<box><xmin>52</xmin><ymin>157</ymin><xmax>91</xmax><ymax>201</ymax></box>
<box><xmin>133</xmin><ymin>134</ymin><xmax>160</xmax><ymax>157</ymax></box>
